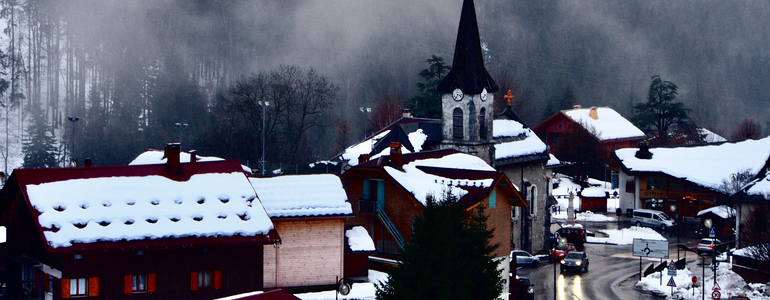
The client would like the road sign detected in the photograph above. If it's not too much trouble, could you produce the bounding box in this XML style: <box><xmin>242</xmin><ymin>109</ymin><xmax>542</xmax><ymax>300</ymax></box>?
<box><xmin>632</xmin><ymin>238</ymin><xmax>670</xmax><ymax>259</ymax></box>
<box><xmin>713</xmin><ymin>281</ymin><xmax>721</xmax><ymax>291</ymax></box>
<box><xmin>712</xmin><ymin>290</ymin><xmax>721</xmax><ymax>299</ymax></box>
<box><xmin>667</xmin><ymin>277</ymin><xmax>677</xmax><ymax>287</ymax></box>
<box><xmin>709</xmin><ymin>227</ymin><xmax>716</xmax><ymax>238</ymax></box>
<box><xmin>692</xmin><ymin>276</ymin><xmax>697</xmax><ymax>284</ymax></box>
<box><xmin>668</xmin><ymin>268</ymin><xmax>677</xmax><ymax>276</ymax></box>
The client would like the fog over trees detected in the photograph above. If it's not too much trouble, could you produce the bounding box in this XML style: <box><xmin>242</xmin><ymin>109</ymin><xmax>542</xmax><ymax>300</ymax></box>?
<box><xmin>1</xmin><ymin>0</ymin><xmax>769</xmax><ymax>172</ymax></box>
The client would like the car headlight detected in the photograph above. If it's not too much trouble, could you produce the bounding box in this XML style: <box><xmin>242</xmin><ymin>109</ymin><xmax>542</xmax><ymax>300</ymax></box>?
<box><xmin>560</xmin><ymin>260</ymin><xmax>566</xmax><ymax>264</ymax></box>
<box><xmin>575</xmin><ymin>261</ymin><xmax>581</xmax><ymax>266</ymax></box>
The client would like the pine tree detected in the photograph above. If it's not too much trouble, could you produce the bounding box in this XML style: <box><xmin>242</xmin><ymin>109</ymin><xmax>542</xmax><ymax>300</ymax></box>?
<box><xmin>22</xmin><ymin>103</ymin><xmax>58</xmax><ymax>168</ymax></box>
<box><xmin>406</xmin><ymin>55</ymin><xmax>450</xmax><ymax>119</ymax></box>
<box><xmin>376</xmin><ymin>191</ymin><xmax>503</xmax><ymax>300</ymax></box>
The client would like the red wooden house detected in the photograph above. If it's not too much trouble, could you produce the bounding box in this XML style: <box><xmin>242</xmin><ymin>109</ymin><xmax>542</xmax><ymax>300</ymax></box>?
<box><xmin>340</xmin><ymin>143</ymin><xmax>526</xmax><ymax>260</ymax></box>
<box><xmin>0</xmin><ymin>143</ymin><xmax>280</xmax><ymax>300</ymax></box>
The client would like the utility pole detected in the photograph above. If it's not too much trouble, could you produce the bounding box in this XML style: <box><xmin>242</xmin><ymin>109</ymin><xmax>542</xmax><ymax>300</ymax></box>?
<box><xmin>68</xmin><ymin>116</ymin><xmax>80</xmax><ymax>166</ymax></box>
<box><xmin>175</xmin><ymin>123</ymin><xmax>188</xmax><ymax>151</ymax></box>
<box><xmin>258</xmin><ymin>101</ymin><xmax>270</xmax><ymax>176</ymax></box>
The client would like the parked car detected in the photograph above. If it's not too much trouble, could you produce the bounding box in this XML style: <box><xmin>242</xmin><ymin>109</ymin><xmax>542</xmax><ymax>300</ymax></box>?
<box><xmin>550</xmin><ymin>243</ymin><xmax>576</xmax><ymax>262</ymax></box>
<box><xmin>560</xmin><ymin>251</ymin><xmax>589</xmax><ymax>273</ymax></box>
<box><xmin>510</xmin><ymin>275</ymin><xmax>535</xmax><ymax>300</ymax></box>
<box><xmin>511</xmin><ymin>250</ymin><xmax>541</xmax><ymax>268</ymax></box>
<box><xmin>631</xmin><ymin>209</ymin><xmax>677</xmax><ymax>230</ymax></box>
<box><xmin>555</xmin><ymin>226</ymin><xmax>587</xmax><ymax>249</ymax></box>
<box><xmin>697</xmin><ymin>238</ymin><xmax>722</xmax><ymax>255</ymax></box>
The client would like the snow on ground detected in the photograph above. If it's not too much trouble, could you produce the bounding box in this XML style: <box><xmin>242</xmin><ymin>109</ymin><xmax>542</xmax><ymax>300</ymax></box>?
<box><xmin>551</xmin><ymin>174</ymin><xmax>619</xmax><ymax>213</ymax></box>
<box><xmin>587</xmin><ymin>226</ymin><xmax>666</xmax><ymax>245</ymax></box>
<box><xmin>552</xmin><ymin>210</ymin><xmax>617</xmax><ymax>222</ymax></box>
<box><xmin>294</xmin><ymin>270</ymin><xmax>388</xmax><ymax>300</ymax></box>
<box><xmin>636</xmin><ymin>263</ymin><xmax>770</xmax><ymax>299</ymax></box>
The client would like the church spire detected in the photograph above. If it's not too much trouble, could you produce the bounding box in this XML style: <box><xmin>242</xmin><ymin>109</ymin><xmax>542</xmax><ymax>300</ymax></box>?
<box><xmin>437</xmin><ymin>0</ymin><xmax>498</xmax><ymax>95</ymax></box>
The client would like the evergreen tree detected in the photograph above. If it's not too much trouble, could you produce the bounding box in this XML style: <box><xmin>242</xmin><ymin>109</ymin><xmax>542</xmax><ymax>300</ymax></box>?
<box><xmin>406</xmin><ymin>55</ymin><xmax>450</xmax><ymax>119</ymax></box>
<box><xmin>633</xmin><ymin>75</ymin><xmax>693</xmax><ymax>146</ymax></box>
<box><xmin>22</xmin><ymin>103</ymin><xmax>58</xmax><ymax>168</ymax></box>
<box><xmin>376</xmin><ymin>191</ymin><xmax>503</xmax><ymax>300</ymax></box>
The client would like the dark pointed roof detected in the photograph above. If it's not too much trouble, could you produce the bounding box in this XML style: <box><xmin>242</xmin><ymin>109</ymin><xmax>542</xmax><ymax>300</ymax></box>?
<box><xmin>437</xmin><ymin>0</ymin><xmax>498</xmax><ymax>94</ymax></box>
<box><xmin>369</xmin><ymin>125</ymin><xmax>416</xmax><ymax>155</ymax></box>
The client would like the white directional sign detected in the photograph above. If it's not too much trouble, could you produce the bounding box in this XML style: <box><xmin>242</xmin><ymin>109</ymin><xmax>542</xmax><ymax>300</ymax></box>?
<box><xmin>632</xmin><ymin>238</ymin><xmax>669</xmax><ymax>259</ymax></box>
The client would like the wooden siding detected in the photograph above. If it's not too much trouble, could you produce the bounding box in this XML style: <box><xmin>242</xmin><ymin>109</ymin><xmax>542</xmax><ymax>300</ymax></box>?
<box><xmin>263</xmin><ymin>219</ymin><xmax>344</xmax><ymax>288</ymax></box>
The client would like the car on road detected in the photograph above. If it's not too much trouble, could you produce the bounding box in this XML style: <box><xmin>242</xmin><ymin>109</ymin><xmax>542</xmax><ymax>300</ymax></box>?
<box><xmin>560</xmin><ymin>251</ymin><xmax>589</xmax><ymax>273</ymax></box>
<box><xmin>555</xmin><ymin>226</ymin><xmax>587</xmax><ymax>249</ymax></box>
<box><xmin>511</xmin><ymin>250</ymin><xmax>541</xmax><ymax>268</ymax></box>
<box><xmin>697</xmin><ymin>238</ymin><xmax>722</xmax><ymax>255</ymax></box>
<box><xmin>550</xmin><ymin>243</ymin><xmax>576</xmax><ymax>262</ymax></box>
<box><xmin>631</xmin><ymin>209</ymin><xmax>677</xmax><ymax>230</ymax></box>
<box><xmin>510</xmin><ymin>275</ymin><xmax>535</xmax><ymax>300</ymax></box>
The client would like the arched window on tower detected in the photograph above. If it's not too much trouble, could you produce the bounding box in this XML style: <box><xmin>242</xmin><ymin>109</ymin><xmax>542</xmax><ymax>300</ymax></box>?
<box><xmin>453</xmin><ymin>108</ymin><xmax>463</xmax><ymax>139</ymax></box>
<box><xmin>479</xmin><ymin>107</ymin><xmax>487</xmax><ymax>140</ymax></box>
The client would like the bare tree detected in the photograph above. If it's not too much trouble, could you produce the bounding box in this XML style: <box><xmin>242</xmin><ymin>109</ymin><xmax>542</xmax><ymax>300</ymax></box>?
<box><xmin>731</xmin><ymin>119</ymin><xmax>762</xmax><ymax>141</ymax></box>
<box><xmin>739</xmin><ymin>204</ymin><xmax>770</xmax><ymax>273</ymax></box>
<box><xmin>370</xmin><ymin>93</ymin><xmax>404</xmax><ymax>131</ymax></box>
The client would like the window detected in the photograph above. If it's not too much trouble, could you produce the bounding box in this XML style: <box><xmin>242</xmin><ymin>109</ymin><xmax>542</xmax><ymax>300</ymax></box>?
<box><xmin>61</xmin><ymin>277</ymin><xmax>98</xmax><ymax>298</ymax></box>
<box><xmin>453</xmin><ymin>108</ymin><xmax>463</xmax><ymax>139</ymax></box>
<box><xmin>124</xmin><ymin>274</ymin><xmax>155</xmax><ymax>294</ymax></box>
<box><xmin>511</xmin><ymin>206</ymin><xmax>518</xmax><ymax>220</ymax></box>
<box><xmin>489</xmin><ymin>188</ymin><xmax>496</xmax><ymax>208</ymax></box>
<box><xmin>530</xmin><ymin>186</ymin><xmax>538</xmax><ymax>215</ymax></box>
<box><xmin>191</xmin><ymin>271</ymin><xmax>221</xmax><ymax>290</ymax></box>
<box><xmin>479</xmin><ymin>107</ymin><xmax>487</xmax><ymax>140</ymax></box>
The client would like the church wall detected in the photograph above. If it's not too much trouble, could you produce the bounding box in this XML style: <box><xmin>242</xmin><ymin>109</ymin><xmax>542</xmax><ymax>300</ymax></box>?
<box><xmin>498</xmin><ymin>161</ymin><xmax>552</xmax><ymax>255</ymax></box>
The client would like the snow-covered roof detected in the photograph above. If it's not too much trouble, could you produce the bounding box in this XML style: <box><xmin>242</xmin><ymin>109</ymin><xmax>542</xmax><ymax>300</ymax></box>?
<box><xmin>0</xmin><ymin>226</ymin><xmax>5</xmax><ymax>243</ymax></box>
<box><xmin>581</xmin><ymin>187</ymin><xmax>607</xmax><ymax>198</ymax></box>
<box><xmin>130</xmin><ymin>149</ymin><xmax>252</xmax><ymax>174</ymax></box>
<box><xmin>699</xmin><ymin>128</ymin><xmax>727</xmax><ymax>143</ymax></box>
<box><xmin>493</xmin><ymin>119</ymin><xmax>548</xmax><ymax>161</ymax></box>
<box><xmin>26</xmin><ymin>171</ymin><xmax>274</xmax><ymax>249</ymax></box>
<box><xmin>339</xmin><ymin>129</ymin><xmax>428</xmax><ymax>167</ymax></box>
<box><xmin>547</xmin><ymin>154</ymin><xmax>561</xmax><ymax>167</ymax></box>
<box><xmin>697</xmin><ymin>205</ymin><xmax>736</xmax><ymax>219</ymax></box>
<box><xmin>248</xmin><ymin>174</ymin><xmax>352</xmax><ymax>218</ymax></box>
<box><xmin>744</xmin><ymin>175</ymin><xmax>770</xmax><ymax>198</ymax></box>
<box><xmin>614</xmin><ymin>136</ymin><xmax>770</xmax><ymax>192</ymax></box>
<box><xmin>731</xmin><ymin>243</ymin><xmax>769</xmax><ymax>258</ymax></box>
<box><xmin>346</xmin><ymin>226</ymin><xmax>375</xmax><ymax>252</ymax></box>
<box><xmin>563</xmin><ymin>107</ymin><xmax>645</xmax><ymax>141</ymax></box>
<box><xmin>383</xmin><ymin>152</ymin><xmax>497</xmax><ymax>205</ymax></box>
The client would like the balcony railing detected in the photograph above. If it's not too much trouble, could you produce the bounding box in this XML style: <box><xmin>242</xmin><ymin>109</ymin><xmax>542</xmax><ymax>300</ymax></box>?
<box><xmin>359</xmin><ymin>199</ymin><xmax>376</xmax><ymax>214</ymax></box>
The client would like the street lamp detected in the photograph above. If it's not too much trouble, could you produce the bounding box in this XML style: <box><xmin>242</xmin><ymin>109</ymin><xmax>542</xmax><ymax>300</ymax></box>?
<box><xmin>68</xmin><ymin>116</ymin><xmax>80</xmax><ymax>167</ymax></box>
<box><xmin>359</xmin><ymin>107</ymin><xmax>372</xmax><ymax>139</ymax></box>
<box><xmin>258</xmin><ymin>101</ymin><xmax>270</xmax><ymax>176</ymax></box>
<box><xmin>174</xmin><ymin>123</ymin><xmax>188</xmax><ymax>150</ymax></box>
<box><xmin>335</xmin><ymin>276</ymin><xmax>351</xmax><ymax>300</ymax></box>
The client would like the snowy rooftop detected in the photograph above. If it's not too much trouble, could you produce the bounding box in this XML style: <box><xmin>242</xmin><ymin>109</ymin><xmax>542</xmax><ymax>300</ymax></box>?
<box><xmin>563</xmin><ymin>107</ymin><xmax>645</xmax><ymax>141</ymax></box>
<box><xmin>26</xmin><ymin>171</ymin><xmax>274</xmax><ymax>249</ymax></box>
<box><xmin>699</xmin><ymin>128</ymin><xmax>727</xmax><ymax>143</ymax></box>
<box><xmin>697</xmin><ymin>205</ymin><xmax>736</xmax><ymax>219</ymax></box>
<box><xmin>340</xmin><ymin>129</ymin><xmax>428</xmax><ymax>167</ymax></box>
<box><xmin>383</xmin><ymin>152</ymin><xmax>498</xmax><ymax>205</ymax></box>
<box><xmin>130</xmin><ymin>149</ymin><xmax>253</xmax><ymax>174</ymax></box>
<box><xmin>346</xmin><ymin>226</ymin><xmax>375</xmax><ymax>252</ymax></box>
<box><xmin>615</xmin><ymin>136</ymin><xmax>770</xmax><ymax>192</ymax></box>
<box><xmin>493</xmin><ymin>119</ymin><xmax>548</xmax><ymax>160</ymax></box>
<box><xmin>581</xmin><ymin>187</ymin><xmax>607</xmax><ymax>198</ymax></box>
<box><xmin>248</xmin><ymin>174</ymin><xmax>352</xmax><ymax>218</ymax></box>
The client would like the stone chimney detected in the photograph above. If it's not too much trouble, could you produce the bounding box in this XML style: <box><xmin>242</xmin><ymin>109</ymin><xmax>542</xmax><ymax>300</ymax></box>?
<box><xmin>402</xmin><ymin>108</ymin><xmax>412</xmax><ymax>118</ymax></box>
<box><xmin>84</xmin><ymin>158</ymin><xmax>92</xmax><ymax>167</ymax></box>
<box><xmin>163</xmin><ymin>143</ymin><xmax>182</xmax><ymax>173</ymax></box>
<box><xmin>358</xmin><ymin>154</ymin><xmax>371</xmax><ymax>165</ymax></box>
<box><xmin>635</xmin><ymin>142</ymin><xmax>652</xmax><ymax>159</ymax></box>
<box><xmin>573</xmin><ymin>104</ymin><xmax>582</xmax><ymax>110</ymax></box>
<box><xmin>589</xmin><ymin>106</ymin><xmax>599</xmax><ymax>120</ymax></box>
<box><xmin>189</xmin><ymin>150</ymin><xmax>197</xmax><ymax>163</ymax></box>
<box><xmin>390</xmin><ymin>142</ymin><xmax>403</xmax><ymax>168</ymax></box>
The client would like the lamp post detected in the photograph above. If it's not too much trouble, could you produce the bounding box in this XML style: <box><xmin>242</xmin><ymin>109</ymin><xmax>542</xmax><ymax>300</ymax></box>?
<box><xmin>68</xmin><ymin>116</ymin><xmax>80</xmax><ymax>166</ymax></box>
<box><xmin>174</xmin><ymin>123</ymin><xmax>188</xmax><ymax>150</ymax></box>
<box><xmin>359</xmin><ymin>107</ymin><xmax>371</xmax><ymax>139</ymax></box>
<box><xmin>258</xmin><ymin>101</ymin><xmax>270</xmax><ymax>176</ymax></box>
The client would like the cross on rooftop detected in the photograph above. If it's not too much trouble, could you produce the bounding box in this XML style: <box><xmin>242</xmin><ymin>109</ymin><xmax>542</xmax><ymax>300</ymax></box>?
<box><xmin>504</xmin><ymin>90</ymin><xmax>515</xmax><ymax>106</ymax></box>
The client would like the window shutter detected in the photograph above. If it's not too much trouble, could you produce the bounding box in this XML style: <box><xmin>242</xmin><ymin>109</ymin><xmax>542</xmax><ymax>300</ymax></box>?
<box><xmin>148</xmin><ymin>274</ymin><xmax>156</xmax><ymax>293</ymax></box>
<box><xmin>88</xmin><ymin>277</ymin><xmax>99</xmax><ymax>296</ymax></box>
<box><xmin>190</xmin><ymin>272</ymin><xmax>199</xmax><ymax>290</ymax></box>
<box><xmin>124</xmin><ymin>275</ymin><xmax>132</xmax><ymax>294</ymax></box>
<box><xmin>214</xmin><ymin>271</ymin><xmax>221</xmax><ymax>289</ymax></box>
<box><xmin>362</xmin><ymin>179</ymin><xmax>370</xmax><ymax>200</ymax></box>
<box><xmin>61</xmin><ymin>279</ymin><xmax>70</xmax><ymax>299</ymax></box>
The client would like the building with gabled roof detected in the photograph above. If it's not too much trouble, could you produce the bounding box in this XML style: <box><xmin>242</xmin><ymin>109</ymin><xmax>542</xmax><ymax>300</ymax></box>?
<box><xmin>0</xmin><ymin>143</ymin><xmax>279</xmax><ymax>300</ymax></box>
<box><xmin>248</xmin><ymin>174</ymin><xmax>353</xmax><ymax>290</ymax></box>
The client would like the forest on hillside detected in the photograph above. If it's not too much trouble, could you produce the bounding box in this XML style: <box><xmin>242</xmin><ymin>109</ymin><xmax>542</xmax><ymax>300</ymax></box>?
<box><xmin>0</xmin><ymin>0</ymin><xmax>768</xmax><ymax>174</ymax></box>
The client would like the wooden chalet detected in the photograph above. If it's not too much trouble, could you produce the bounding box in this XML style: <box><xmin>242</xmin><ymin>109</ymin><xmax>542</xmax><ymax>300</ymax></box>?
<box><xmin>0</xmin><ymin>143</ymin><xmax>280</xmax><ymax>300</ymax></box>
<box><xmin>248</xmin><ymin>174</ymin><xmax>353</xmax><ymax>290</ymax></box>
<box><xmin>340</xmin><ymin>145</ymin><xmax>526</xmax><ymax>260</ymax></box>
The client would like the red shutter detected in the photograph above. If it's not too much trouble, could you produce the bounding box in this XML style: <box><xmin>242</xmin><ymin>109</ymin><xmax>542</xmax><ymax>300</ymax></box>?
<box><xmin>148</xmin><ymin>274</ymin><xmax>156</xmax><ymax>293</ymax></box>
<box><xmin>214</xmin><ymin>271</ymin><xmax>221</xmax><ymax>289</ymax></box>
<box><xmin>61</xmin><ymin>279</ymin><xmax>70</xmax><ymax>299</ymax></box>
<box><xmin>190</xmin><ymin>272</ymin><xmax>199</xmax><ymax>290</ymax></box>
<box><xmin>124</xmin><ymin>275</ymin><xmax>133</xmax><ymax>294</ymax></box>
<box><xmin>88</xmin><ymin>277</ymin><xmax>99</xmax><ymax>296</ymax></box>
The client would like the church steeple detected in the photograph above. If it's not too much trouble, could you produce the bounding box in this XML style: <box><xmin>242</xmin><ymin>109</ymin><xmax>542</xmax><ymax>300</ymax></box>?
<box><xmin>437</xmin><ymin>0</ymin><xmax>498</xmax><ymax>95</ymax></box>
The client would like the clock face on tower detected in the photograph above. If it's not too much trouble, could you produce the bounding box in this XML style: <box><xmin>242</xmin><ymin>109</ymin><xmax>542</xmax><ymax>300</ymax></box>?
<box><xmin>452</xmin><ymin>88</ymin><xmax>464</xmax><ymax>101</ymax></box>
<box><xmin>480</xmin><ymin>88</ymin><xmax>488</xmax><ymax>101</ymax></box>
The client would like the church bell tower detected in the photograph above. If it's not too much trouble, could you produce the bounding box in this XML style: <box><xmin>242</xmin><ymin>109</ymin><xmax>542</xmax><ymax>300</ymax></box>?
<box><xmin>437</xmin><ymin>0</ymin><xmax>498</xmax><ymax>165</ymax></box>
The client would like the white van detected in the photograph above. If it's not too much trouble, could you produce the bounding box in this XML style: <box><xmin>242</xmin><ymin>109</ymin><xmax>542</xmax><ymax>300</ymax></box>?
<box><xmin>631</xmin><ymin>209</ymin><xmax>676</xmax><ymax>230</ymax></box>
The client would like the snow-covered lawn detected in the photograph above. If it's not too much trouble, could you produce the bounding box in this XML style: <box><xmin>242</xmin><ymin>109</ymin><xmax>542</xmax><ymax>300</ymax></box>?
<box><xmin>636</xmin><ymin>263</ymin><xmax>770</xmax><ymax>299</ymax></box>
<box><xmin>587</xmin><ymin>226</ymin><xmax>666</xmax><ymax>245</ymax></box>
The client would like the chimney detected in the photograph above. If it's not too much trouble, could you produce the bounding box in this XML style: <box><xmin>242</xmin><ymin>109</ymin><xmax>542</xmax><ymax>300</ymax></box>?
<box><xmin>572</xmin><ymin>104</ymin><xmax>582</xmax><ymax>110</ymax></box>
<box><xmin>635</xmin><ymin>142</ymin><xmax>653</xmax><ymax>159</ymax></box>
<box><xmin>402</xmin><ymin>108</ymin><xmax>412</xmax><ymax>118</ymax></box>
<box><xmin>589</xmin><ymin>106</ymin><xmax>599</xmax><ymax>120</ymax></box>
<box><xmin>358</xmin><ymin>154</ymin><xmax>371</xmax><ymax>165</ymax></box>
<box><xmin>390</xmin><ymin>141</ymin><xmax>403</xmax><ymax>168</ymax></box>
<box><xmin>189</xmin><ymin>150</ymin><xmax>197</xmax><ymax>163</ymax></box>
<box><xmin>163</xmin><ymin>143</ymin><xmax>182</xmax><ymax>173</ymax></box>
<box><xmin>84</xmin><ymin>158</ymin><xmax>92</xmax><ymax>167</ymax></box>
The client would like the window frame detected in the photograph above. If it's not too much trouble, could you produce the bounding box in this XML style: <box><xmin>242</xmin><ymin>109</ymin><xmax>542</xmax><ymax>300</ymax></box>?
<box><xmin>453</xmin><ymin>108</ymin><xmax>464</xmax><ymax>139</ymax></box>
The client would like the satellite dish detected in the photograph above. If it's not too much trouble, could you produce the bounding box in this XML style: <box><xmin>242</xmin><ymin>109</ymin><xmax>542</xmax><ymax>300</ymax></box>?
<box><xmin>338</xmin><ymin>281</ymin><xmax>351</xmax><ymax>296</ymax></box>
